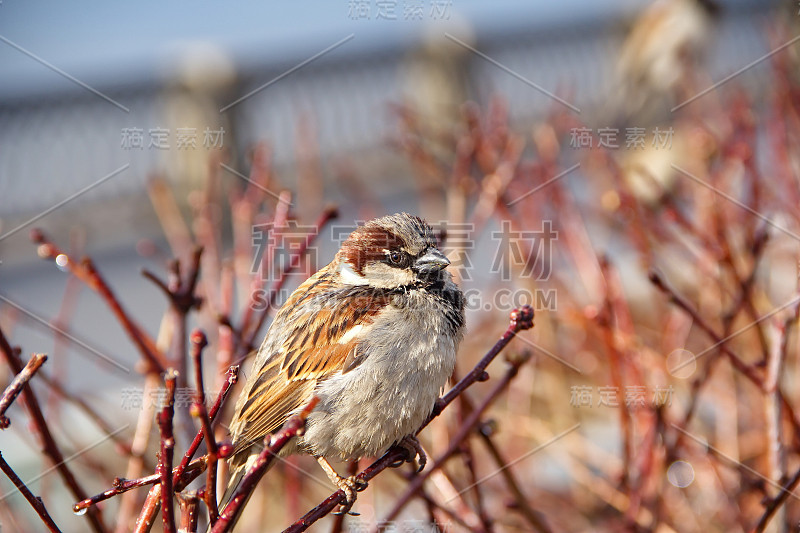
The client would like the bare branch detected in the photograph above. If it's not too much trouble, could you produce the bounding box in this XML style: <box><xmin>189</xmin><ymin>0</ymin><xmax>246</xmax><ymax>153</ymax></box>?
<box><xmin>0</xmin><ymin>353</ymin><xmax>47</xmax><ymax>429</ymax></box>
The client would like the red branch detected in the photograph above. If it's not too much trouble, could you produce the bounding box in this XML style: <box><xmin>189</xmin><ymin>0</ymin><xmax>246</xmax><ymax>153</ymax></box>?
<box><xmin>0</xmin><ymin>353</ymin><xmax>47</xmax><ymax>429</ymax></box>
<box><xmin>72</xmin><ymin>365</ymin><xmax>239</xmax><ymax>515</ymax></box>
<box><xmin>0</xmin><ymin>451</ymin><xmax>62</xmax><ymax>533</ymax></box>
<box><xmin>0</xmin><ymin>327</ymin><xmax>107</xmax><ymax>533</ymax></box>
<box><xmin>178</xmin><ymin>492</ymin><xmax>200</xmax><ymax>533</ymax></box>
<box><xmin>175</xmin><ymin>364</ymin><xmax>239</xmax><ymax>490</ymax></box>
<box><xmin>157</xmin><ymin>370</ymin><xmax>179</xmax><ymax>532</ymax></box>
<box><xmin>189</xmin><ymin>330</ymin><xmax>220</xmax><ymax>523</ymax></box>
<box><xmin>74</xmin><ymin>457</ymin><xmax>208</xmax><ymax>514</ymax></box>
<box><xmin>31</xmin><ymin>229</ymin><xmax>168</xmax><ymax>374</ymax></box>
<box><xmin>142</xmin><ymin>247</ymin><xmax>204</xmax><ymax>387</ymax></box>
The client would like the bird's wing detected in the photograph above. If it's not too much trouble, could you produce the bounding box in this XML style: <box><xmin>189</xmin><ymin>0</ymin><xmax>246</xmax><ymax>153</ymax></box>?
<box><xmin>229</xmin><ymin>269</ymin><xmax>389</xmax><ymax>463</ymax></box>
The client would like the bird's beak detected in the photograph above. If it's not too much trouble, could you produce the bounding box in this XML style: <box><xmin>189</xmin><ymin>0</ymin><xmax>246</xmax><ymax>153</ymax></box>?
<box><xmin>413</xmin><ymin>248</ymin><xmax>450</xmax><ymax>274</ymax></box>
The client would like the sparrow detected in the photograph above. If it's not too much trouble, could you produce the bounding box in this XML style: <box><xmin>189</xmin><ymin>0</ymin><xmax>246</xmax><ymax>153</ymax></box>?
<box><xmin>609</xmin><ymin>0</ymin><xmax>720</xmax><ymax>127</ymax></box>
<box><xmin>226</xmin><ymin>213</ymin><xmax>465</xmax><ymax>516</ymax></box>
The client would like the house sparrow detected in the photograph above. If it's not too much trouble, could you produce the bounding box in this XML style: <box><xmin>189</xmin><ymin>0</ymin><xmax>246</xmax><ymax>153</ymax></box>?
<box><xmin>609</xmin><ymin>0</ymin><xmax>720</xmax><ymax>126</ymax></box>
<box><xmin>226</xmin><ymin>213</ymin><xmax>465</xmax><ymax>515</ymax></box>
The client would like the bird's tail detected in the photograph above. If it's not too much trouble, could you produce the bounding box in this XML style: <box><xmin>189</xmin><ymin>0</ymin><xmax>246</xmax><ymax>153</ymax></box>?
<box><xmin>218</xmin><ymin>462</ymin><xmax>247</xmax><ymax>511</ymax></box>
<box><xmin>210</xmin><ymin>451</ymin><xmax>270</xmax><ymax>532</ymax></box>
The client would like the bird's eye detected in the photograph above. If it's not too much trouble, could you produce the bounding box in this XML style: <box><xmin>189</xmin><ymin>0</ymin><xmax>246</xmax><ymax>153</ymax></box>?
<box><xmin>388</xmin><ymin>250</ymin><xmax>404</xmax><ymax>265</ymax></box>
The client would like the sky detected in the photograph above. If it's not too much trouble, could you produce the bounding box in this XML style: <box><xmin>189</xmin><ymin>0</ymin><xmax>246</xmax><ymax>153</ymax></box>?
<box><xmin>0</xmin><ymin>0</ymin><xmax>631</xmax><ymax>100</ymax></box>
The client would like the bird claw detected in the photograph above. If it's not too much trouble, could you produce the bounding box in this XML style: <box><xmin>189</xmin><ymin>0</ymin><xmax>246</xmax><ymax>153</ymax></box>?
<box><xmin>396</xmin><ymin>435</ymin><xmax>427</xmax><ymax>473</ymax></box>
<box><xmin>317</xmin><ymin>456</ymin><xmax>368</xmax><ymax>516</ymax></box>
<box><xmin>332</xmin><ymin>475</ymin><xmax>367</xmax><ymax>516</ymax></box>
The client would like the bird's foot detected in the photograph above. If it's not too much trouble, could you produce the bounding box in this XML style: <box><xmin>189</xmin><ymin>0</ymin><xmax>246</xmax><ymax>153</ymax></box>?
<box><xmin>331</xmin><ymin>474</ymin><xmax>368</xmax><ymax>516</ymax></box>
<box><xmin>393</xmin><ymin>435</ymin><xmax>427</xmax><ymax>473</ymax></box>
<box><xmin>316</xmin><ymin>457</ymin><xmax>367</xmax><ymax>516</ymax></box>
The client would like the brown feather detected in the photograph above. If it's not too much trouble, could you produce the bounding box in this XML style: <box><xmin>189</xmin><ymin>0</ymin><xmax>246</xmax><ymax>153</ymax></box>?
<box><xmin>229</xmin><ymin>265</ymin><xmax>386</xmax><ymax>465</ymax></box>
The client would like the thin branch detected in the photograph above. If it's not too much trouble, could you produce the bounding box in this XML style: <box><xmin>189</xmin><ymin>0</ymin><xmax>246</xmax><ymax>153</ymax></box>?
<box><xmin>73</xmin><ymin>457</ymin><xmax>208</xmax><ymax>514</ymax></box>
<box><xmin>175</xmin><ymin>365</ymin><xmax>239</xmax><ymax>490</ymax></box>
<box><xmin>177</xmin><ymin>492</ymin><xmax>200</xmax><ymax>533</ymax></box>
<box><xmin>157</xmin><ymin>370</ymin><xmax>178</xmax><ymax>533</ymax></box>
<box><xmin>0</xmin><ymin>451</ymin><xmax>62</xmax><ymax>533</ymax></box>
<box><xmin>240</xmin><ymin>207</ymin><xmax>339</xmax><ymax>352</ymax></box>
<box><xmin>0</xmin><ymin>326</ymin><xmax>107</xmax><ymax>533</ymax></box>
<box><xmin>476</xmin><ymin>423</ymin><xmax>552</xmax><ymax>533</ymax></box>
<box><xmin>31</xmin><ymin>229</ymin><xmax>167</xmax><ymax>374</ymax></box>
<box><xmin>0</xmin><ymin>353</ymin><xmax>47</xmax><ymax>429</ymax></box>
<box><xmin>114</xmin><ymin>373</ymin><xmax>159</xmax><ymax>533</ymax></box>
<box><xmin>133</xmin><ymin>483</ymin><xmax>161</xmax><ymax>533</ymax></box>
<box><xmin>143</xmin><ymin>247</ymin><xmax>203</xmax><ymax>394</ymax></box>
<box><xmin>73</xmin><ymin>365</ymin><xmax>239</xmax><ymax>514</ymax></box>
<box><xmin>189</xmin><ymin>330</ymin><xmax>220</xmax><ymax>524</ymax></box>
<box><xmin>753</xmin><ymin>466</ymin><xmax>800</xmax><ymax>532</ymax></box>
<box><xmin>649</xmin><ymin>271</ymin><xmax>764</xmax><ymax>388</ymax></box>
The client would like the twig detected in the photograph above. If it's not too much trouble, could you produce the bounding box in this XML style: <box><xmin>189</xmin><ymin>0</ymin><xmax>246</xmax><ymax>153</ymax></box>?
<box><xmin>175</xmin><ymin>365</ymin><xmax>239</xmax><ymax>490</ymax></box>
<box><xmin>189</xmin><ymin>330</ymin><xmax>220</xmax><ymax>523</ymax></box>
<box><xmin>0</xmin><ymin>327</ymin><xmax>107</xmax><ymax>533</ymax></box>
<box><xmin>177</xmin><ymin>492</ymin><xmax>200</xmax><ymax>533</ymax></box>
<box><xmin>212</xmin><ymin>396</ymin><xmax>321</xmax><ymax>532</ymax></box>
<box><xmin>140</xmin><ymin>361</ymin><xmax>235</xmax><ymax>529</ymax></box>
<box><xmin>0</xmin><ymin>353</ymin><xmax>47</xmax><ymax>429</ymax></box>
<box><xmin>414</xmin><ymin>483</ymin><xmax>475</xmax><ymax>532</ymax></box>
<box><xmin>133</xmin><ymin>484</ymin><xmax>161</xmax><ymax>533</ymax></box>
<box><xmin>282</xmin><ymin>305</ymin><xmax>535</xmax><ymax>533</ymax></box>
<box><xmin>597</xmin><ymin>257</ymin><xmax>634</xmax><ymax>491</ymax></box>
<box><xmin>74</xmin><ymin>457</ymin><xmax>208</xmax><ymax>514</ymax></box>
<box><xmin>453</xmin><ymin>392</ymin><xmax>492</xmax><ymax>531</ymax></box>
<box><xmin>237</xmin><ymin>191</ymin><xmax>291</xmax><ymax>337</ymax></box>
<box><xmin>753</xmin><ymin>466</ymin><xmax>800</xmax><ymax>532</ymax></box>
<box><xmin>649</xmin><ymin>271</ymin><xmax>764</xmax><ymax>388</ymax></box>
<box><xmin>157</xmin><ymin>370</ymin><xmax>179</xmax><ymax>533</ymax></box>
<box><xmin>0</xmin><ymin>451</ymin><xmax>62</xmax><ymax>533</ymax></box>
<box><xmin>142</xmin><ymin>246</ymin><xmax>204</xmax><ymax>387</ymax></box>
<box><xmin>74</xmin><ymin>366</ymin><xmax>238</xmax><ymax>514</ymax></box>
<box><xmin>31</xmin><ymin>229</ymin><xmax>167</xmax><ymax>374</ymax></box>
<box><xmin>476</xmin><ymin>422</ymin><xmax>552</xmax><ymax>533</ymax></box>
<box><xmin>114</xmin><ymin>373</ymin><xmax>159</xmax><ymax>533</ymax></box>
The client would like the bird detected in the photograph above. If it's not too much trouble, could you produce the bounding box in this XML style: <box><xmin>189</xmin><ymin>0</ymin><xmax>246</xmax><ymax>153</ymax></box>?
<box><xmin>608</xmin><ymin>0</ymin><xmax>720</xmax><ymax>127</ymax></box>
<box><xmin>225</xmin><ymin>212</ymin><xmax>465</xmax><ymax>518</ymax></box>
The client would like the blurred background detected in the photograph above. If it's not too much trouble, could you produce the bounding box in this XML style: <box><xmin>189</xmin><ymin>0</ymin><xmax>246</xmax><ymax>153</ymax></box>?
<box><xmin>1</xmin><ymin>0</ymin><xmax>798</xmax><ymax>531</ymax></box>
